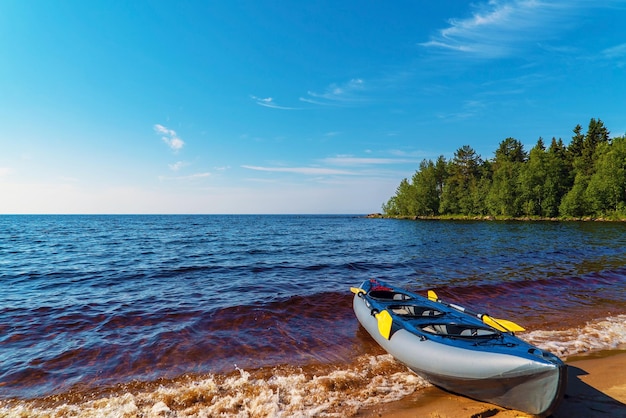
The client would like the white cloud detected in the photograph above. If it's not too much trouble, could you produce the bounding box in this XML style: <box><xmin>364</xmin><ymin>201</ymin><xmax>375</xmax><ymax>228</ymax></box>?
<box><xmin>250</xmin><ymin>95</ymin><xmax>299</xmax><ymax>110</ymax></box>
<box><xmin>254</xmin><ymin>79</ymin><xmax>367</xmax><ymax>110</ymax></box>
<box><xmin>0</xmin><ymin>167</ymin><xmax>11</xmax><ymax>177</ymax></box>
<box><xmin>188</xmin><ymin>172</ymin><xmax>211</xmax><ymax>179</ymax></box>
<box><xmin>242</xmin><ymin>165</ymin><xmax>355</xmax><ymax>175</ymax></box>
<box><xmin>420</xmin><ymin>0</ymin><xmax>585</xmax><ymax>59</ymax></box>
<box><xmin>389</xmin><ymin>149</ymin><xmax>431</xmax><ymax>158</ymax></box>
<box><xmin>300</xmin><ymin>78</ymin><xmax>367</xmax><ymax>106</ymax></box>
<box><xmin>159</xmin><ymin>172</ymin><xmax>211</xmax><ymax>181</ymax></box>
<box><xmin>602</xmin><ymin>43</ymin><xmax>626</xmax><ymax>59</ymax></box>
<box><xmin>168</xmin><ymin>161</ymin><xmax>189</xmax><ymax>171</ymax></box>
<box><xmin>154</xmin><ymin>124</ymin><xmax>184</xmax><ymax>152</ymax></box>
<box><xmin>321</xmin><ymin>156</ymin><xmax>419</xmax><ymax>166</ymax></box>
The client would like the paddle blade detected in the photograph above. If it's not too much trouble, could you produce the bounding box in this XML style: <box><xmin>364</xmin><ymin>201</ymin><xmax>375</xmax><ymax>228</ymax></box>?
<box><xmin>376</xmin><ymin>310</ymin><xmax>393</xmax><ymax>340</ymax></box>
<box><xmin>427</xmin><ymin>290</ymin><xmax>438</xmax><ymax>301</ymax></box>
<box><xmin>350</xmin><ymin>287</ymin><xmax>365</xmax><ymax>295</ymax></box>
<box><xmin>482</xmin><ymin>315</ymin><xmax>525</xmax><ymax>332</ymax></box>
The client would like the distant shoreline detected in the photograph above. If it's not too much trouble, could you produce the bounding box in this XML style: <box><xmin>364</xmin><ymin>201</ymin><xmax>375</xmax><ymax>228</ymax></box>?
<box><xmin>366</xmin><ymin>213</ymin><xmax>626</xmax><ymax>222</ymax></box>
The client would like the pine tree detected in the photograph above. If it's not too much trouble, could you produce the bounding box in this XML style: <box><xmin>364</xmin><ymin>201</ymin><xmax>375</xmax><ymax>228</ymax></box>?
<box><xmin>382</xmin><ymin>119</ymin><xmax>625</xmax><ymax>220</ymax></box>
<box><xmin>585</xmin><ymin>136</ymin><xmax>626</xmax><ymax>216</ymax></box>
<box><xmin>542</xmin><ymin>138</ymin><xmax>570</xmax><ymax>217</ymax></box>
<box><xmin>487</xmin><ymin>138</ymin><xmax>526</xmax><ymax>216</ymax></box>
<box><xmin>519</xmin><ymin>138</ymin><xmax>547</xmax><ymax>216</ymax></box>
<box><xmin>440</xmin><ymin>146</ymin><xmax>483</xmax><ymax>215</ymax></box>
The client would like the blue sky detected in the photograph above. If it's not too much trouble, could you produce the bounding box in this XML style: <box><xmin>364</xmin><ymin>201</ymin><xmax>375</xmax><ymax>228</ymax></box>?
<box><xmin>1</xmin><ymin>0</ymin><xmax>625</xmax><ymax>214</ymax></box>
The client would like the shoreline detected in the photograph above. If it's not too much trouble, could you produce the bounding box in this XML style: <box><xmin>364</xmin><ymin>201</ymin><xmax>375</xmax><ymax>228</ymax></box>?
<box><xmin>358</xmin><ymin>350</ymin><xmax>626</xmax><ymax>418</ymax></box>
<box><xmin>366</xmin><ymin>213</ymin><xmax>626</xmax><ymax>222</ymax></box>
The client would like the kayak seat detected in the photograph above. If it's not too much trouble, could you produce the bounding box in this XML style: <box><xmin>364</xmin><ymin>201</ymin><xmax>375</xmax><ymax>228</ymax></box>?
<box><xmin>421</xmin><ymin>323</ymin><xmax>499</xmax><ymax>338</ymax></box>
<box><xmin>369</xmin><ymin>290</ymin><xmax>413</xmax><ymax>301</ymax></box>
<box><xmin>390</xmin><ymin>305</ymin><xmax>445</xmax><ymax>318</ymax></box>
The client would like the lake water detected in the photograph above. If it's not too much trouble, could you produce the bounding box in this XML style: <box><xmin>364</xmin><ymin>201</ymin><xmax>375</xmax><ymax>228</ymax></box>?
<box><xmin>1</xmin><ymin>215</ymin><xmax>625</xmax><ymax>416</ymax></box>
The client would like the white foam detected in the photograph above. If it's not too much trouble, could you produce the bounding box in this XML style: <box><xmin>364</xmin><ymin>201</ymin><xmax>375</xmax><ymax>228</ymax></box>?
<box><xmin>521</xmin><ymin>314</ymin><xmax>626</xmax><ymax>358</ymax></box>
<box><xmin>3</xmin><ymin>316</ymin><xmax>625</xmax><ymax>417</ymax></box>
<box><xmin>0</xmin><ymin>354</ymin><xmax>428</xmax><ymax>417</ymax></box>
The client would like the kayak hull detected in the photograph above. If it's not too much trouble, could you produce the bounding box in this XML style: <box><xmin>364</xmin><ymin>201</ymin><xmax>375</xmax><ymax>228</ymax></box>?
<box><xmin>352</xmin><ymin>279</ymin><xmax>566</xmax><ymax>416</ymax></box>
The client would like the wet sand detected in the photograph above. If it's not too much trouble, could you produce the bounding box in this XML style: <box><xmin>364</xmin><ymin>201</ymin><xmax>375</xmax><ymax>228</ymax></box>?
<box><xmin>359</xmin><ymin>351</ymin><xmax>626</xmax><ymax>418</ymax></box>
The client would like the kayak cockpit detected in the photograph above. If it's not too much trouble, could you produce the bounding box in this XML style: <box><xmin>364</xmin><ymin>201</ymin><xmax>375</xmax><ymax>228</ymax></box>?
<box><xmin>368</xmin><ymin>289</ymin><xmax>413</xmax><ymax>301</ymax></box>
<box><xmin>420</xmin><ymin>323</ymin><xmax>500</xmax><ymax>338</ymax></box>
<box><xmin>389</xmin><ymin>305</ymin><xmax>445</xmax><ymax>318</ymax></box>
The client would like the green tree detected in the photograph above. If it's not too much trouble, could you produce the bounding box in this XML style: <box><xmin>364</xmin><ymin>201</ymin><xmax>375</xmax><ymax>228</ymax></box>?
<box><xmin>434</xmin><ymin>155</ymin><xmax>448</xmax><ymax>200</ymax></box>
<box><xmin>518</xmin><ymin>138</ymin><xmax>547</xmax><ymax>216</ymax></box>
<box><xmin>568</xmin><ymin>124</ymin><xmax>585</xmax><ymax>161</ymax></box>
<box><xmin>382</xmin><ymin>118</ymin><xmax>625</xmax><ymax>220</ymax></box>
<box><xmin>383</xmin><ymin>178</ymin><xmax>411</xmax><ymax>216</ymax></box>
<box><xmin>487</xmin><ymin>138</ymin><xmax>527</xmax><ymax>216</ymax></box>
<box><xmin>542</xmin><ymin>138</ymin><xmax>570</xmax><ymax>217</ymax></box>
<box><xmin>494</xmin><ymin>136</ymin><xmax>527</xmax><ymax>163</ymax></box>
<box><xmin>560</xmin><ymin>177</ymin><xmax>590</xmax><ymax>217</ymax></box>
<box><xmin>474</xmin><ymin>160</ymin><xmax>493</xmax><ymax>215</ymax></box>
<box><xmin>412</xmin><ymin>159</ymin><xmax>441</xmax><ymax>215</ymax></box>
<box><xmin>440</xmin><ymin>146</ymin><xmax>483</xmax><ymax>215</ymax></box>
<box><xmin>578</xmin><ymin>118</ymin><xmax>610</xmax><ymax>176</ymax></box>
<box><xmin>395</xmin><ymin>178</ymin><xmax>418</xmax><ymax>216</ymax></box>
<box><xmin>585</xmin><ymin>136</ymin><xmax>626</xmax><ymax>216</ymax></box>
<box><xmin>561</xmin><ymin>118</ymin><xmax>611</xmax><ymax>217</ymax></box>
<box><xmin>381</xmin><ymin>196</ymin><xmax>399</xmax><ymax>216</ymax></box>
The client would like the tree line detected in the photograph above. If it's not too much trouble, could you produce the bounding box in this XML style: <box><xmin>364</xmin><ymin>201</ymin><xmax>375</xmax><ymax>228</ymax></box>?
<box><xmin>382</xmin><ymin>118</ymin><xmax>626</xmax><ymax>220</ymax></box>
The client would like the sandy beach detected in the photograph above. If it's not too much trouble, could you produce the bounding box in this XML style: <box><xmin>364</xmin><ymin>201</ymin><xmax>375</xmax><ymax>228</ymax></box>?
<box><xmin>359</xmin><ymin>351</ymin><xmax>626</xmax><ymax>418</ymax></box>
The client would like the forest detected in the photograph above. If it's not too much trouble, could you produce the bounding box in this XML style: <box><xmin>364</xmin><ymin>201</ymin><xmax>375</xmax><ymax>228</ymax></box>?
<box><xmin>382</xmin><ymin>118</ymin><xmax>626</xmax><ymax>220</ymax></box>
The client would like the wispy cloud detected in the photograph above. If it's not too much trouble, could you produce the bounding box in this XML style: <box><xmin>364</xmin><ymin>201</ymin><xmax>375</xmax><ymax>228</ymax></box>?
<box><xmin>253</xmin><ymin>78</ymin><xmax>368</xmax><ymax>110</ymax></box>
<box><xmin>242</xmin><ymin>165</ymin><xmax>356</xmax><ymax>175</ymax></box>
<box><xmin>241</xmin><ymin>153</ymin><xmax>422</xmax><ymax>180</ymax></box>
<box><xmin>389</xmin><ymin>149</ymin><xmax>426</xmax><ymax>158</ymax></box>
<box><xmin>168</xmin><ymin>161</ymin><xmax>189</xmax><ymax>171</ymax></box>
<box><xmin>154</xmin><ymin>124</ymin><xmax>184</xmax><ymax>152</ymax></box>
<box><xmin>250</xmin><ymin>95</ymin><xmax>300</xmax><ymax>110</ymax></box>
<box><xmin>601</xmin><ymin>42</ymin><xmax>626</xmax><ymax>67</ymax></box>
<box><xmin>322</xmin><ymin>156</ymin><xmax>420</xmax><ymax>166</ymax></box>
<box><xmin>602</xmin><ymin>43</ymin><xmax>626</xmax><ymax>59</ymax></box>
<box><xmin>184</xmin><ymin>172</ymin><xmax>211</xmax><ymax>179</ymax></box>
<box><xmin>0</xmin><ymin>167</ymin><xmax>11</xmax><ymax>177</ymax></box>
<box><xmin>420</xmin><ymin>0</ymin><xmax>584</xmax><ymax>59</ymax></box>
<box><xmin>434</xmin><ymin>99</ymin><xmax>490</xmax><ymax>121</ymax></box>
<box><xmin>159</xmin><ymin>172</ymin><xmax>211</xmax><ymax>181</ymax></box>
<box><xmin>300</xmin><ymin>78</ymin><xmax>367</xmax><ymax>106</ymax></box>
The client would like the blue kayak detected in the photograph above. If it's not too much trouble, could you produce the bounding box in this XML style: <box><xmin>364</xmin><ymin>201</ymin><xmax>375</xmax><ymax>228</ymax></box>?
<box><xmin>352</xmin><ymin>279</ymin><xmax>567</xmax><ymax>416</ymax></box>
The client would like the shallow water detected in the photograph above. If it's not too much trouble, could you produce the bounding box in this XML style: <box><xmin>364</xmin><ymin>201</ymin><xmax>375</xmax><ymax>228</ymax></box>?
<box><xmin>1</xmin><ymin>215</ymin><xmax>625</xmax><ymax>416</ymax></box>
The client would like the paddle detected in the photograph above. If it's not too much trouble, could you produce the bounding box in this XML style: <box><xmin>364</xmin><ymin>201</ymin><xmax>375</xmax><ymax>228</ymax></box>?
<box><xmin>350</xmin><ymin>287</ymin><xmax>393</xmax><ymax>339</ymax></box>
<box><xmin>428</xmin><ymin>290</ymin><xmax>525</xmax><ymax>333</ymax></box>
<box><xmin>375</xmin><ymin>309</ymin><xmax>393</xmax><ymax>340</ymax></box>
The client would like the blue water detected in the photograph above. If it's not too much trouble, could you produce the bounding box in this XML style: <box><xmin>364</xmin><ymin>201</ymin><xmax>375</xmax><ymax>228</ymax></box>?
<box><xmin>1</xmin><ymin>215</ymin><xmax>625</xmax><ymax>405</ymax></box>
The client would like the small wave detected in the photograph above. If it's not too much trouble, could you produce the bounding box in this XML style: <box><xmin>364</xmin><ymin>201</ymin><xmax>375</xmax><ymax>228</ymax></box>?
<box><xmin>0</xmin><ymin>354</ymin><xmax>428</xmax><ymax>418</ymax></box>
<box><xmin>2</xmin><ymin>316</ymin><xmax>625</xmax><ymax>417</ymax></box>
<box><xmin>521</xmin><ymin>314</ymin><xmax>626</xmax><ymax>358</ymax></box>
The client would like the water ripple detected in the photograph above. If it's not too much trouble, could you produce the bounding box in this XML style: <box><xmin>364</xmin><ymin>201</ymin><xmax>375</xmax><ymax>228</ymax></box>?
<box><xmin>1</xmin><ymin>215</ymin><xmax>625</xmax><ymax>400</ymax></box>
